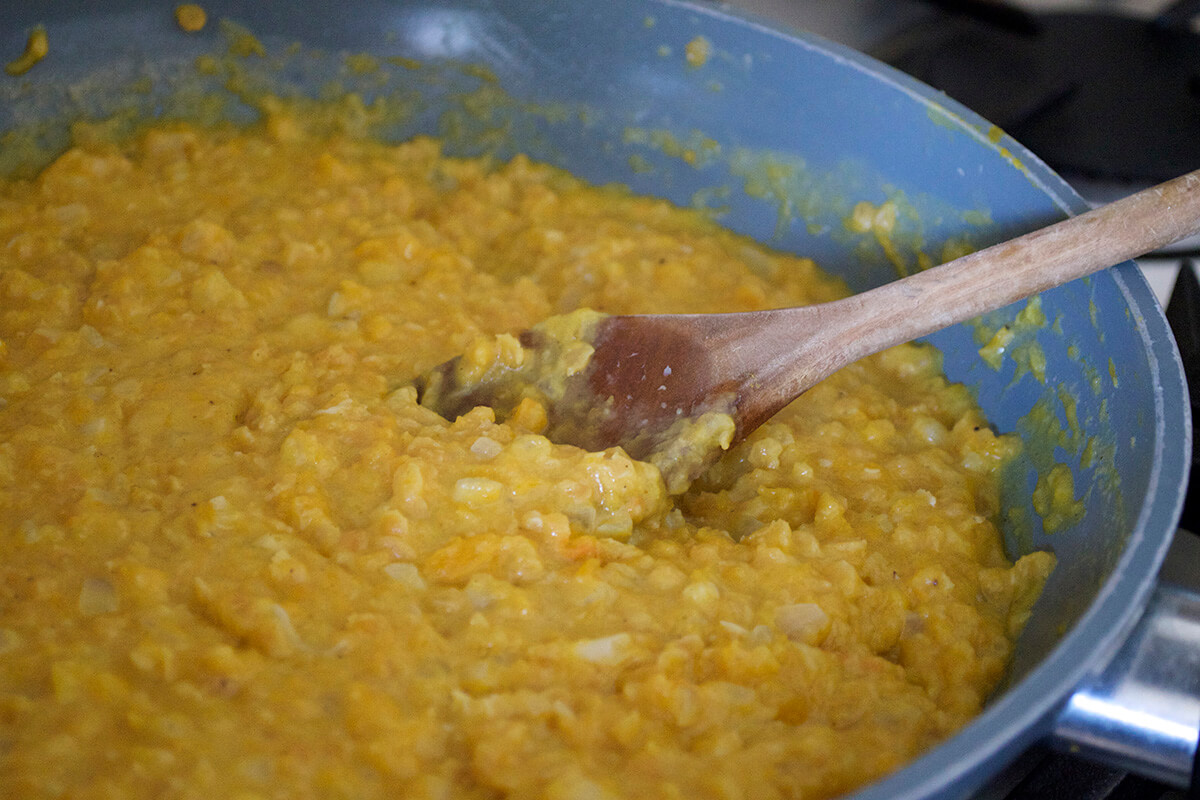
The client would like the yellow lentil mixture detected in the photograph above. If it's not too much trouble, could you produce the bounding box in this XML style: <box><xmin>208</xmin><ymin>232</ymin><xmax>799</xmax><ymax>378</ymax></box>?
<box><xmin>0</xmin><ymin>112</ymin><xmax>1054</xmax><ymax>800</ymax></box>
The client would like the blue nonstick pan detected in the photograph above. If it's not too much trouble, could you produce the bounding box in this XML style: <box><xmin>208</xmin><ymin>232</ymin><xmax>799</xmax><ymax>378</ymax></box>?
<box><xmin>1</xmin><ymin>1</ymin><xmax>1195</xmax><ymax>798</ymax></box>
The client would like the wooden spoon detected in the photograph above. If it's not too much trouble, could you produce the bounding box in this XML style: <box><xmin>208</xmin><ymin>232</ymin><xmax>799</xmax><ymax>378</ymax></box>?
<box><xmin>417</xmin><ymin>168</ymin><xmax>1200</xmax><ymax>493</ymax></box>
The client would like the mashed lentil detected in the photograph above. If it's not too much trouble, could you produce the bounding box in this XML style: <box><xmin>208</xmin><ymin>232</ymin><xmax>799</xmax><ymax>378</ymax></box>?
<box><xmin>0</xmin><ymin>112</ymin><xmax>1053</xmax><ymax>800</ymax></box>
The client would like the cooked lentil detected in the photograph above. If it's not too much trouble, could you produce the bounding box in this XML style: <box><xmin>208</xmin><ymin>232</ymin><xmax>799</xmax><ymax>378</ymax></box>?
<box><xmin>0</xmin><ymin>112</ymin><xmax>1054</xmax><ymax>800</ymax></box>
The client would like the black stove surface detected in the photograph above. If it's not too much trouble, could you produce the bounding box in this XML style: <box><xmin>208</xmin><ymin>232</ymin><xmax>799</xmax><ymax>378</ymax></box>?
<box><xmin>1169</xmin><ymin>262</ymin><xmax>1200</xmax><ymax>534</ymax></box>
<box><xmin>871</xmin><ymin>4</ymin><xmax>1200</xmax><ymax>185</ymax></box>
<box><xmin>998</xmin><ymin>749</ymin><xmax>1184</xmax><ymax>799</ymax></box>
<box><xmin>999</xmin><ymin>746</ymin><xmax>1179</xmax><ymax>800</ymax></box>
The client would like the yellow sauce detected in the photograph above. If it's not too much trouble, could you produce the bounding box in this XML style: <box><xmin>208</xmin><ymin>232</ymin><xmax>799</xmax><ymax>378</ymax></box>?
<box><xmin>0</xmin><ymin>112</ymin><xmax>1054</xmax><ymax>800</ymax></box>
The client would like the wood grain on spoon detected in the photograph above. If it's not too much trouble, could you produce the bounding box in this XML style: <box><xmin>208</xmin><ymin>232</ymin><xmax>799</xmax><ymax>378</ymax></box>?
<box><xmin>418</xmin><ymin>168</ymin><xmax>1200</xmax><ymax>493</ymax></box>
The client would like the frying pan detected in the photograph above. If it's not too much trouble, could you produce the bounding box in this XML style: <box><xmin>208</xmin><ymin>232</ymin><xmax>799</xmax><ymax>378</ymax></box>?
<box><xmin>2</xmin><ymin>1</ymin><xmax>1197</xmax><ymax>798</ymax></box>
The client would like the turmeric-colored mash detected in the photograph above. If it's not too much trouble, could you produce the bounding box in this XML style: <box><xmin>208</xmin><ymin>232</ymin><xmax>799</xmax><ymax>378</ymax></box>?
<box><xmin>0</xmin><ymin>112</ymin><xmax>1053</xmax><ymax>800</ymax></box>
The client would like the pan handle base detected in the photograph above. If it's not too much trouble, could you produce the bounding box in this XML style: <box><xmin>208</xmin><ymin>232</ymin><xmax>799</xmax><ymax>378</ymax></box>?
<box><xmin>1051</xmin><ymin>583</ymin><xmax>1200</xmax><ymax>790</ymax></box>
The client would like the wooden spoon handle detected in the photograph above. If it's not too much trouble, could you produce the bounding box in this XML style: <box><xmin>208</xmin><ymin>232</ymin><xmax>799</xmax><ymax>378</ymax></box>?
<box><xmin>824</xmin><ymin>168</ymin><xmax>1200</xmax><ymax>364</ymax></box>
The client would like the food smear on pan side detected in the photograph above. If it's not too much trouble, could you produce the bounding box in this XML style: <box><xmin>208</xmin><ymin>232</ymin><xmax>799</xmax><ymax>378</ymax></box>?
<box><xmin>5</xmin><ymin>25</ymin><xmax>48</xmax><ymax>77</ymax></box>
<box><xmin>0</xmin><ymin>106</ymin><xmax>1054</xmax><ymax>799</ymax></box>
<box><xmin>175</xmin><ymin>4</ymin><xmax>209</xmax><ymax>33</ymax></box>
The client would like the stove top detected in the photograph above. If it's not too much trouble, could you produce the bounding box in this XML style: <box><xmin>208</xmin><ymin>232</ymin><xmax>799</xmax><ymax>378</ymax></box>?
<box><xmin>729</xmin><ymin>0</ymin><xmax>1189</xmax><ymax>52</ymax></box>
<box><xmin>722</xmin><ymin>2</ymin><xmax>1200</xmax><ymax>798</ymax></box>
<box><xmin>876</xmin><ymin>10</ymin><xmax>1200</xmax><ymax>184</ymax></box>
